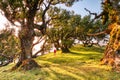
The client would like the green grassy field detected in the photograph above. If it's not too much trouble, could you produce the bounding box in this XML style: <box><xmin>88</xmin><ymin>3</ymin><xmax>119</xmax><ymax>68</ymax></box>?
<box><xmin>0</xmin><ymin>45</ymin><xmax>120</xmax><ymax>80</ymax></box>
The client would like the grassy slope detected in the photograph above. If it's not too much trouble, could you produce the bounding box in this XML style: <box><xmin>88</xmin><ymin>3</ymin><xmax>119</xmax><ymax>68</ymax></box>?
<box><xmin>0</xmin><ymin>45</ymin><xmax>120</xmax><ymax>80</ymax></box>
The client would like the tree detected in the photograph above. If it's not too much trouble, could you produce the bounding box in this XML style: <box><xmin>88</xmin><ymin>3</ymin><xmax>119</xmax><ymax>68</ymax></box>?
<box><xmin>47</xmin><ymin>25</ymin><xmax>75</xmax><ymax>53</ymax></box>
<box><xmin>76</xmin><ymin>15</ymin><xmax>93</xmax><ymax>47</ymax></box>
<box><xmin>85</xmin><ymin>19</ymin><xmax>108</xmax><ymax>47</ymax></box>
<box><xmin>98</xmin><ymin>0</ymin><xmax>120</xmax><ymax>70</ymax></box>
<box><xmin>0</xmin><ymin>0</ymin><xmax>79</xmax><ymax>70</ymax></box>
<box><xmin>47</xmin><ymin>8</ymin><xmax>81</xmax><ymax>53</ymax></box>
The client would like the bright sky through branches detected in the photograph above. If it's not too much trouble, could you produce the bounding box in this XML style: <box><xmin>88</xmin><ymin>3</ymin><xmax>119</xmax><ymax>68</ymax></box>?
<box><xmin>0</xmin><ymin>0</ymin><xmax>102</xmax><ymax>30</ymax></box>
<box><xmin>0</xmin><ymin>13</ymin><xmax>8</xmax><ymax>29</ymax></box>
<box><xmin>57</xmin><ymin>0</ymin><xmax>102</xmax><ymax>17</ymax></box>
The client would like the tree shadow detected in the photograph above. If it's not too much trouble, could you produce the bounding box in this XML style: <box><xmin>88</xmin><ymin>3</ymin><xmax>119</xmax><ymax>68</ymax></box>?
<box><xmin>71</xmin><ymin>45</ymin><xmax>105</xmax><ymax>53</ymax></box>
<box><xmin>48</xmin><ymin>66</ymin><xmax>85</xmax><ymax>80</ymax></box>
<box><xmin>70</xmin><ymin>51</ymin><xmax>101</xmax><ymax>56</ymax></box>
<box><xmin>45</xmin><ymin>64</ymin><xmax>113</xmax><ymax>80</ymax></box>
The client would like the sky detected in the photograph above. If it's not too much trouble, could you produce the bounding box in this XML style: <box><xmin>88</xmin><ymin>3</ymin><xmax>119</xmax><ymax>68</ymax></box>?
<box><xmin>58</xmin><ymin>0</ymin><xmax>102</xmax><ymax>17</ymax></box>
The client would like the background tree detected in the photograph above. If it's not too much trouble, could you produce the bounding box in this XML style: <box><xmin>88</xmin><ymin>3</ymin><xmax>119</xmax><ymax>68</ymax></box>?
<box><xmin>0</xmin><ymin>0</ymin><xmax>79</xmax><ymax>70</ymax></box>
<box><xmin>47</xmin><ymin>8</ymin><xmax>81</xmax><ymax>53</ymax></box>
<box><xmin>76</xmin><ymin>14</ymin><xmax>108</xmax><ymax>47</ymax></box>
<box><xmin>76</xmin><ymin>15</ymin><xmax>93</xmax><ymax>47</ymax></box>
<box><xmin>86</xmin><ymin>19</ymin><xmax>108</xmax><ymax>47</ymax></box>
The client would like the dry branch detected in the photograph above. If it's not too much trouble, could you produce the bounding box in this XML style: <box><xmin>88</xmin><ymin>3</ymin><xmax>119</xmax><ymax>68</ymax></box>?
<box><xmin>84</xmin><ymin>8</ymin><xmax>104</xmax><ymax>22</ymax></box>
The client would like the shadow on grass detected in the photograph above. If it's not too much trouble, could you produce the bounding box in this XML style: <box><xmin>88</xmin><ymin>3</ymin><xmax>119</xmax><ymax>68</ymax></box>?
<box><xmin>71</xmin><ymin>45</ymin><xmax>105</xmax><ymax>53</ymax></box>
<box><xmin>35</xmin><ymin>45</ymin><xmax>110</xmax><ymax>80</ymax></box>
<box><xmin>39</xmin><ymin>64</ymin><xmax>118</xmax><ymax>80</ymax></box>
<box><xmin>49</xmin><ymin>68</ymin><xmax>77</xmax><ymax>80</ymax></box>
<box><xmin>70</xmin><ymin>51</ymin><xmax>102</xmax><ymax>60</ymax></box>
<box><xmin>1</xmin><ymin>45</ymin><xmax>120</xmax><ymax>80</ymax></box>
<box><xmin>39</xmin><ymin>52</ymin><xmax>103</xmax><ymax>67</ymax></box>
<box><xmin>39</xmin><ymin>45</ymin><xmax>104</xmax><ymax>65</ymax></box>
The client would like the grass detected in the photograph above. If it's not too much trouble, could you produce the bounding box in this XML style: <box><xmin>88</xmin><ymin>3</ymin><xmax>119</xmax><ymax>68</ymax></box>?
<box><xmin>0</xmin><ymin>44</ymin><xmax>120</xmax><ymax>80</ymax></box>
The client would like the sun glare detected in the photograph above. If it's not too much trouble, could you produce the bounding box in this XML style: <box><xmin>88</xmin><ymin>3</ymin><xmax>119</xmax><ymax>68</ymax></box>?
<box><xmin>0</xmin><ymin>13</ymin><xmax>8</xmax><ymax>30</ymax></box>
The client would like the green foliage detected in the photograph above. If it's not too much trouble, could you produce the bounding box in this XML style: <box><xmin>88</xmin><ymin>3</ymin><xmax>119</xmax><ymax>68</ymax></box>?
<box><xmin>47</xmin><ymin>8</ymin><xmax>81</xmax><ymax>51</ymax></box>
<box><xmin>0</xmin><ymin>0</ymin><xmax>79</xmax><ymax>23</ymax></box>
<box><xmin>76</xmin><ymin>15</ymin><xmax>105</xmax><ymax>43</ymax></box>
<box><xmin>52</xmin><ymin>0</ymin><xmax>79</xmax><ymax>6</ymax></box>
<box><xmin>48</xmin><ymin>8</ymin><xmax>107</xmax><ymax>48</ymax></box>
<box><xmin>101</xmin><ymin>0</ymin><xmax>120</xmax><ymax>24</ymax></box>
<box><xmin>0</xmin><ymin>30</ymin><xmax>20</xmax><ymax>60</ymax></box>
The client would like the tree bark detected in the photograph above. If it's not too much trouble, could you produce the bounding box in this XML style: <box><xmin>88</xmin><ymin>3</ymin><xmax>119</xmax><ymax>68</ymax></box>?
<box><xmin>101</xmin><ymin>23</ymin><xmax>120</xmax><ymax>69</ymax></box>
<box><xmin>19</xmin><ymin>27</ymin><xmax>34</xmax><ymax>60</ymax></box>
<box><xmin>12</xmin><ymin>17</ymin><xmax>40</xmax><ymax>70</ymax></box>
<box><xmin>11</xmin><ymin>1</ymin><xmax>41</xmax><ymax>70</ymax></box>
<box><xmin>12</xmin><ymin>25</ymin><xmax>39</xmax><ymax>70</ymax></box>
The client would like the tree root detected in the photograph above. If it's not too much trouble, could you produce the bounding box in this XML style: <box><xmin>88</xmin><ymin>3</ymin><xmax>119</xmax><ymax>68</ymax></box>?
<box><xmin>11</xmin><ymin>59</ymin><xmax>40</xmax><ymax>71</ymax></box>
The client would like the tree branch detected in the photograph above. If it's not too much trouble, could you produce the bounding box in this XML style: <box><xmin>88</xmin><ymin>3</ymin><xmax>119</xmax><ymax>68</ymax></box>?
<box><xmin>32</xmin><ymin>36</ymin><xmax>46</xmax><ymax>47</ymax></box>
<box><xmin>32</xmin><ymin>37</ymin><xmax>42</xmax><ymax>47</ymax></box>
<box><xmin>32</xmin><ymin>39</ymin><xmax>47</xmax><ymax>58</ymax></box>
<box><xmin>0</xmin><ymin>54</ymin><xmax>11</xmax><ymax>59</ymax></box>
<box><xmin>84</xmin><ymin>8</ymin><xmax>104</xmax><ymax>22</ymax></box>
<box><xmin>43</xmin><ymin>2</ymin><xmax>47</xmax><ymax>8</ymax></box>
<box><xmin>42</xmin><ymin>0</ymin><xmax>53</xmax><ymax>24</ymax></box>
<box><xmin>33</xmin><ymin>17</ymin><xmax>58</xmax><ymax>34</ymax></box>
<box><xmin>34</xmin><ymin>0</ymin><xmax>53</xmax><ymax>34</ymax></box>
<box><xmin>0</xmin><ymin>53</ymin><xmax>13</xmax><ymax>67</ymax></box>
<box><xmin>87</xmin><ymin>30</ymin><xmax>106</xmax><ymax>36</ymax></box>
<box><xmin>84</xmin><ymin>8</ymin><xmax>97</xmax><ymax>17</ymax></box>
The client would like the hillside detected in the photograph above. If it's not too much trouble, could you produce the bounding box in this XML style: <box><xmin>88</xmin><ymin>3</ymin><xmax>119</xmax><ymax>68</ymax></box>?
<box><xmin>0</xmin><ymin>45</ymin><xmax>120</xmax><ymax>80</ymax></box>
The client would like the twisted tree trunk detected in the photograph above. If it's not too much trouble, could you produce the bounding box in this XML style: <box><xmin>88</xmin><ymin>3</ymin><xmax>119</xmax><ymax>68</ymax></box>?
<box><xmin>12</xmin><ymin>19</ymin><xmax>39</xmax><ymax>70</ymax></box>
<box><xmin>101</xmin><ymin>23</ymin><xmax>120</xmax><ymax>70</ymax></box>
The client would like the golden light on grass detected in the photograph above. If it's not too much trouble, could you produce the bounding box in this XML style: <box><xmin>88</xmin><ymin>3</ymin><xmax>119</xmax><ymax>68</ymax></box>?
<box><xmin>0</xmin><ymin>45</ymin><xmax>119</xmax><ymax>80</ymax></box>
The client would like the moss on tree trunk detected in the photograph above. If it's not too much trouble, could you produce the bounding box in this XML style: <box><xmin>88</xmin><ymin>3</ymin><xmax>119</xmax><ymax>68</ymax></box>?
<box><xmin>12</xmin><ymin>26</ymin><xmax>40</xmax><ymax>71</ymax></box>
<box><xmin>101</xmin><ymin>23</ymin><xmax>120</xmax><ymax>70</ymax></box>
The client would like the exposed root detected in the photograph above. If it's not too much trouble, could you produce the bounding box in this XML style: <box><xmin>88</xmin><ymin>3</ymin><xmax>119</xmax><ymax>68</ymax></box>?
<box><xmin>11</xmin><ymin>59</ymin><xmax>40</xmax><ymax>71</ymax></box>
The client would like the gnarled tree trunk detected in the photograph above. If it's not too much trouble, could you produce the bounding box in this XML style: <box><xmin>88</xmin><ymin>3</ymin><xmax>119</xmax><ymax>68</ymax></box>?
<box><xmin>101</xmin><ymin>23</ymin><xmax>120</xmax><ymax>70</ymax></box>
<box><xmin>12</xmin><ymin>19</ymin><xmax>39</xmax><ymax>70</ymax></box>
